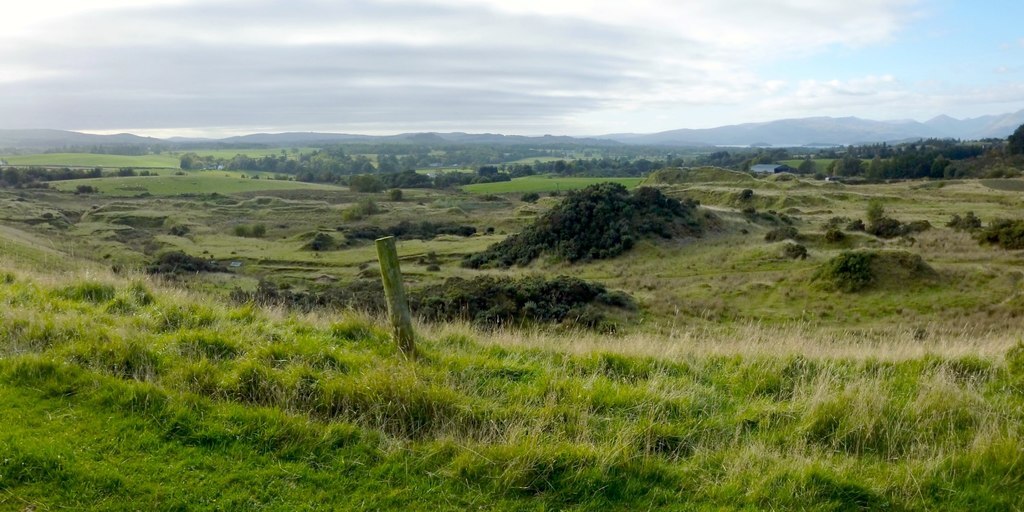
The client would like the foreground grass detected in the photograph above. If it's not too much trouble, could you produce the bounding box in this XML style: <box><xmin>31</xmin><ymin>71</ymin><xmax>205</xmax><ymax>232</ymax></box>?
<box><xmin>1</xmin><ymin>269</ymin><xmax>1022</xmax><ymax>510</ymax></box>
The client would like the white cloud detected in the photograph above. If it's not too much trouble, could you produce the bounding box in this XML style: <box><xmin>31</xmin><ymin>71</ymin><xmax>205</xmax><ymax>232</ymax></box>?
<box><xmin>0</xmin><ymin>0</ymin><xmax>935</xmax><ymax>134</ymax></box>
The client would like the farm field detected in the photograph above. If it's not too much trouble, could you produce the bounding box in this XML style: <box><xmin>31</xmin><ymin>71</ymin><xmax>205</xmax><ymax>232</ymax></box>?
<box><xmin>48</xmin><ymin>172</ymin><xmax>343</xmax><ymax>196</ymax></box>
<box><xmin>0</xmin><ymin>152</ymin><xmax>181</xmax><ymax>168</ymax></box>
<box><xmin>1</xmin><ymin>169</ymin><xmax>1024</xmax><ymax>509</ymax></box>
<box><xmin>463</xmin><ymin>175</ymin><xmax>644</xmax><ymax>194</ymax></box>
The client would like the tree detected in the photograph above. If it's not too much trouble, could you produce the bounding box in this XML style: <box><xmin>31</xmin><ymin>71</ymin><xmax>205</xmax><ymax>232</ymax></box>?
<box><xmin>798</xmin><ymin>159</ymin><xmax>815</xmax><ymax>174</ymax></box>
<box><xmin>1009</xmin><ymin>123</ymin><xmax>1024</xmax><ymax>155</ymax></box>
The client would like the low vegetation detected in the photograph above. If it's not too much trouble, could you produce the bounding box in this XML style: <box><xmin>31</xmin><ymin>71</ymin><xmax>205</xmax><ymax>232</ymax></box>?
<box><xmin>0</xmin><ymin>271</ymin><xmax>1021</xmax><ymax>510</ymax></box>
<box><xmin>464</xmin><ymin>183</ymin><xmax>705</xmax><ymax>268</ymax></box>
<box><xmin>975</xmin><ymin>218</ymin><xmax>1024</xmax><ymax>249</ymax></box>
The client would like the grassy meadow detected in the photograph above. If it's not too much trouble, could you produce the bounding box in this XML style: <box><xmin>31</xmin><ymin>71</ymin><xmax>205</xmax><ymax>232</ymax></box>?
<box><xmin>1</xmin><ymin>165</ymin><xmax>1024</xmax><ymax>509</ymax></box>
<box><xmin>1</xmin><ymin>152</ymin><xmax>181</xmax><ymax>168</ymax></box>
<box><xmin>463</xmin><ymin>175</ymin><xmax>644</xmax><ymax>194</ymax></box>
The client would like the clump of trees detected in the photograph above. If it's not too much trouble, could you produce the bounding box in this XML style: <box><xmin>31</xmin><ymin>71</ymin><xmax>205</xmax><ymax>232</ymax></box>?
<box><xmin>463</xmin><ymin>183</ymin><xmax>703</xmax><ymax>268</ymax></box>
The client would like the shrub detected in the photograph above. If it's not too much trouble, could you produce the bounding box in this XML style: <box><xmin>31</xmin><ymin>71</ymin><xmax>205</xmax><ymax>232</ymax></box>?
<box><xmin>168</xmin><ymin>225</ymin><xmax>190</xmax><ymax>237</ymax></box>
<box><xmin>846</xmin><ymin>219</ymin><xmax>866</xmax><ymax>232</ymax></box>
<box><xmin>815</xmin><ymin>250</ymin><xmax>935</xmax><ymax>292</ymax></box>
<box><xmin>303</xmin><ymin>233</ymin><xmax>337</xmax><ymax>251</ymax></box>
<box><xmin>233</xmin><ymin>224</ymin><xmax>266</xmax><ymax>238</ymax></box>
<box><xmin>815</xmin><ymin>251</ymin><xmax>876</xmax><ymax>292</ymax></box>
<box><xmin>413</xmin><ymin>275</ymin><xmax>635</xmax><ymax>329</ymax></box>
<box><xmin>342</xmin><ymin>199</ymin><xmax>380</xmax><ymax>221</ymax></box>
<box><xmin>737</xmin><ymin>189</ymin><xmax>754</xmax><ymax>201</ymax></box>
<box><xmin>868</xmin><ymin>217</ymin><xmax>931</xmax><ymax>239</ymax></box>
<box><xmin>764</xmin><ymin>226</ymin><xmax>799</xmax><ymax>242</ymax></box>
<box><xmin>74</xmin><ymin>185</ymin><xmax>98</xmax><ymax>194</ymax></box>
<box><xmin>782</xmin><ymin>243</ymin><xmax>808</xmax><ymax>260</ymax></box>
<box><xmin>521</xmin><ymin>192</ymin><xmax>540</xmax><ymax>203</ymax></box>
<box><xmin>464</xmin><ymin>184</ymin><xmax>703</xmax><ymax>268</ymax></box>
<box><xmin>975</xmin><ymin>219</ymin><xmax>1024</xmax><ymax>249</ymax></box>
<box><xmin>947</xmin><ymin>212</ymin><xmax>982</xmax><ymax>232</ymax></box>
<box><xmin>824</xmin><ymin>228</ymin><xmax>845</xmax><ymax>243</ymax></box>
<box><xmin>387</xmin><ymin>188</ymin><xmax>403</xmax><ymax>201</ymax></box>
<box><xmin>147</xmin><ymin>251</ymin><xmax>223</xmax><ymax>274</ymax></box>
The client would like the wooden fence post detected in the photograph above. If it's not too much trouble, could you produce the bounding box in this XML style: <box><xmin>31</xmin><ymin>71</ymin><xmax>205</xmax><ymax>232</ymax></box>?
<box><xmin>374</xmin><ymin>236</ymin><xmax>416</xmax><ymax>355</ymax></box>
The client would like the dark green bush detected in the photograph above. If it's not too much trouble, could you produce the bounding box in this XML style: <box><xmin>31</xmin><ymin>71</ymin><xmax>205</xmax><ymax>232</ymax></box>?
<box><xmin>975</xmin><ymin>219</ymin><xmax>1024</xmax><ymax>249</ymax></box>
<box><xmin>947</xmin><ymin>212</ymin><xmax>982</xmax><ymax>232</ymax></box>
<box><xmin>868</xmin><ymin>217</ymin><xmax>931</xmax><ymax>239</ymax></box>
<box><xmin>765</xmin><ymin>226</ymin><xmax>799</xmax><ymax>242</ymax></box>
<box><xmin>521</xmin><ymin>192</ymin><xmax>540</xmax><ymax>203</ymax></box>
<box><xmin>147</xmin><ymin>251</ymin><xmax>223</xmax><ymax>275</ymax></box>
<box><xmin>303</xmin><ymin>233</ymin><xmax>337</xmax><ymax>251</ymax></box>
<box><xmin>464</xmin><ymin>183</ymin><xmax>702</xmax><ymax>268</ymax></box>
<box><xmin>815</xmin><ymin>251</ymin><xmax>876</xmax><ymax>292</ymax></box>
<box><xmin>824</xmin><ymin>228</ymin><xmax>845</xmax><ymax>243</ymax></box>
<box><xmin>782</xmin><ymin>243</ymin><xmax>808</xmax><ymax>260</ymax></box>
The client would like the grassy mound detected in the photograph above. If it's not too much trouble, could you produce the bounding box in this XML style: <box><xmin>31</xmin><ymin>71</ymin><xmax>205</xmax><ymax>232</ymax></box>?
<box><xmin>815</xmin><ymin>250</ymin><xmax>938</xmax><ymax>292</ymax></box>
<box><xmin>463</xmin><ymin>183</ymin><xmax>704</xmax><ymax>268</ymax></box>
<box><xmin>1</xmin><ymin>271</ymin><xmax>1022</xmax><ymax>510</ymax></box>
<box><xmin>645</xmin><ymin>166</ymin><xmax>754</xmax><ymax>184</ymax></box>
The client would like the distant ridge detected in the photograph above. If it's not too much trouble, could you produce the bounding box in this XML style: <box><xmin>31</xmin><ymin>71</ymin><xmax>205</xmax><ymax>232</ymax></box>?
<box><xmin>2</xmin><ymin>110</ymin><xmax>1022</xmax><ymax>151</ymax></box>
<box><xmin>597</xmin><ymin>110</ymin><xmax>1024</xmax><ymax>147</ymax></box>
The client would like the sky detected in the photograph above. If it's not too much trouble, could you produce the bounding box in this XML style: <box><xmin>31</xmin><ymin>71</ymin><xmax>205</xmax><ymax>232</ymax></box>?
<box><xmin>0</xmin><ymin>0</ymin><xmax>1022</xmax><ymax>137</ymax></box>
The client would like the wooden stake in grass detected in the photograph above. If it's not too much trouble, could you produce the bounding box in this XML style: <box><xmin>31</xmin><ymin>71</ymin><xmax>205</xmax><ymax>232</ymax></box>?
<box><xmin>374</xmin><ymin>236</ymin><xmax>415</xmax><ymax>355</ymax></box>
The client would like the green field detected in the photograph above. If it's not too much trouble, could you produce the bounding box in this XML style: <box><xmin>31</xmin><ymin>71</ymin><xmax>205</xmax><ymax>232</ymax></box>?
<box><xmin>463</xmin><ymin>175</ymin><xmax>643</xmax><ymax>194</ymax></box>
<box><xmin>780</xmin><ymin>158</ymin><xmax>837</xmax><ymax>173</ymax></box>
<box><xmin>1</xmin><ymin>152</ymin><xmax>181</xmax><ymax>168</ymax></box>
<box><xmin>177</xmin><ymin>148</ymin><xmax>315</xmax><ymax>160</ymax></box>
<box><xmin>49</xmin><ymin>172</ymin><xmax>344</xmax><ymax>196</ymax></box>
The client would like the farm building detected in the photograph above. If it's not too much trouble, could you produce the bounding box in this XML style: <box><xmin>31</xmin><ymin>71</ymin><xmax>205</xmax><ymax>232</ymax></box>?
<box><xmin>751</xmin><ymin>164</ymin><xmax>792</xmax><ymax>174</ymax></box>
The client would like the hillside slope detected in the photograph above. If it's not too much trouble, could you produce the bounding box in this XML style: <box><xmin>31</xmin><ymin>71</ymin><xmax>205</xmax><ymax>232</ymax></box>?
<box><xmin>1</xmin><ymin>261</ymin><xmax>1022</xmax><ymax>510</ymax></box>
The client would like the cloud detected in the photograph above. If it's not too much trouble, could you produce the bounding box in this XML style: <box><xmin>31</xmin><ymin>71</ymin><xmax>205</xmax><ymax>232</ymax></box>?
<box><xmin>0</xmin><ymin>0</ymin><xmax>926</xmax><ymax>134</ymax></box>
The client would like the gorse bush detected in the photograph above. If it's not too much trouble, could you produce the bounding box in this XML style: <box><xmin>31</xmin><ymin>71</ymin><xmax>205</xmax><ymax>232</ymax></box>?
<box><xmin>815</xmin><ymin>250</ymin><xmax>936</xmax><ymax>292</ymax></box>
<box><xmin>147</xmin><ymin>251</ymin><xmax>223</xmax><ymax>275</ymax></box>
<box><xmin>975</xmin><ymin>218</ymin><xmax>1024</xmax><ymax>249</ymax></box>
<box><xmin>414</xmin><ymin>275</ymin><xmax>636</xmax><ymax>330</ymax></box>
<box><xmin>765</xmin><ymin>226</ymin><xmax>799</xmax><ymax>242</ymax></box>
<box><xmin>947</xmin><ymin>212</ymin><xmax>982</xmax><ymax>232</ymax></box>
<box><xmin>463</xmin><ymin>183</ymin><xmax>703</xmax><ymax>268</ymax></box>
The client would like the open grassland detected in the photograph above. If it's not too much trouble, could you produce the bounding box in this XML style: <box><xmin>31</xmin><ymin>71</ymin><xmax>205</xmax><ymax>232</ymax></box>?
<box><xmin>463</xmin><ymin>175</ymin><xmax>644</xmax><ymax>194</ymax></box>
<box><xmin>1</xmin><ymin>152</ymin><xmax>181</xmax><ymax>168</ymax></box>
<box><xmin>175</xmin><ymin>148</ymin><xmax>315</xmax><ymax>159</ymax></box>
<box><xmin>48</xmin><ymin>172</ymin><xmax>344</xmax><ymax>196</ymax></box>
<box><xmin>0</xmin><ymin>264</ymin><xmax>1021</xmax><ymax>510</ymax></box>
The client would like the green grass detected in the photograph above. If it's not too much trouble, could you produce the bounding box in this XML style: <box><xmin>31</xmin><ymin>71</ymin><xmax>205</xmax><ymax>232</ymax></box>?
<box><xmin>463</xmin><ymin>176</ymin><xmax>644</xmax><ymax>194</ymax></box>
<box><xmin>1</xmin><ymin>153</ymin><xmax>180</xmax><ymax>168</ymax></box>
<box><xmin>0</xmin><ymin>271</ymin><xmax>1021</xmax><ymax>510</ymax></box>
<box><xmin>980</xmin><ymin>178</ymin><xmax>1024</xmax><ymax>192</ymax></box>
<box><xmin>48</xmin><ymin>172</ymin><xmax>344</xmax><ymax>196</ymax></box>
<box><xmin>175</xmin><ymin>148</ymin><xmax>315</xmax><ymax>160</ymax></box>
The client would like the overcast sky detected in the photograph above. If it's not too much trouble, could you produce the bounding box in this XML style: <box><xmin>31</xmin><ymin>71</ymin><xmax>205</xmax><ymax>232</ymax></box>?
<box><xmin>1</xmin><ymin>0</ymin><xmax>1022</xmax><ymax>137</ymax></box>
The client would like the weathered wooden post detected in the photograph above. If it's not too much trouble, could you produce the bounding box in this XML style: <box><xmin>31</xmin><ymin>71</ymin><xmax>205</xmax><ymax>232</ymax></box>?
<box><xmin>374</xmin><ymin>236</ymin><xmax>416</xmax><ymax>355</ymax></box>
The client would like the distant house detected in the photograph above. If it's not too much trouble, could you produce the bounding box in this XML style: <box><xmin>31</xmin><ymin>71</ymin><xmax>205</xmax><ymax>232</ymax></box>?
<box><xmin>751</xmin><ymin>164</ymin><xmax>793</xmax><ymax>174</ymax></box>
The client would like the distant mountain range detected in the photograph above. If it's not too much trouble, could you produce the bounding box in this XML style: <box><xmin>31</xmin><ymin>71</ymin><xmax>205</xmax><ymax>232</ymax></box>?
<box><xmin>2</xmin><ymin>110</ymin><xmax>1022</xmax><ymax>150</ymax></box>
<box><xmin>597</xmin><ymin>110</ymin><xmax>1024</xmax><ymax>147</ymax></box>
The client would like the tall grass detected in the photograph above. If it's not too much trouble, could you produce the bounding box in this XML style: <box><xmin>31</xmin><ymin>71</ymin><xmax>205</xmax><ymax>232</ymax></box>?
<box><xmin>0</xmin><ymin>268</ymin><xmax>1021</xmax><ymax>509</ymax></box>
